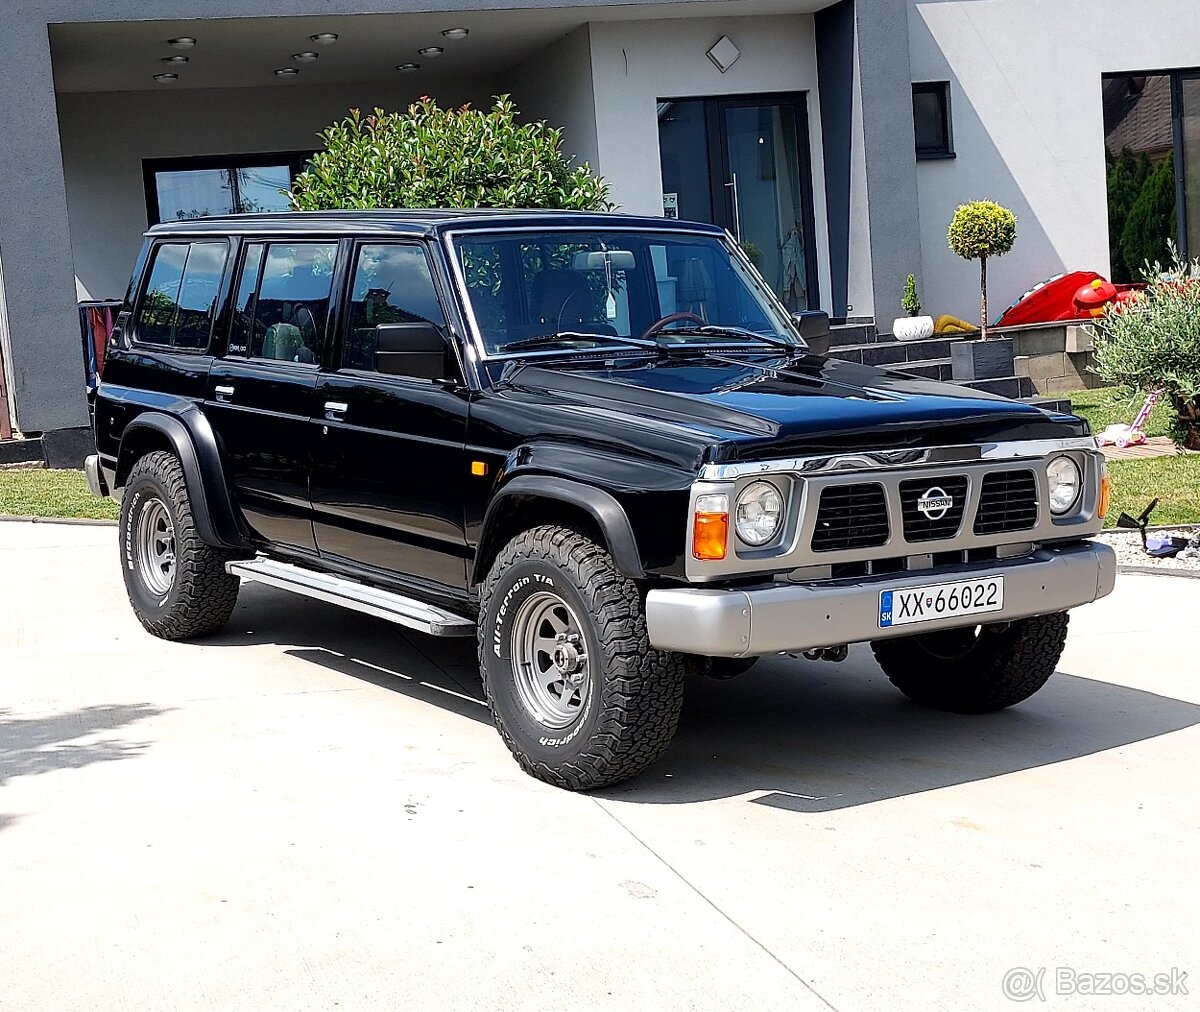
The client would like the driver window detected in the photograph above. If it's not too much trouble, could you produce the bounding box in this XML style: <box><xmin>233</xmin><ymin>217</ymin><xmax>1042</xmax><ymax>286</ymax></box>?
<box><xmin>345</xmin><ymin>243</ymin><xmax>446</xmax><ymax>370</ymax></box>
<box><xmin>248</xmin><ymin>242</ymin><xmax>337</xmax><ymax>364</ymax></box>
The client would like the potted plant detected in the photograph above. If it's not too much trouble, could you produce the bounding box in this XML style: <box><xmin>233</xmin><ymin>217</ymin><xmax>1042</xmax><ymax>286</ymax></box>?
<box><xmin>1092</xmin><ymin>243</ymin><xmax>1200</xmax><ymax>449</ymax></box>
<box><xmin>893</xmin><ymin>273</ymin><xmax>935</xmax><ymax>341</ymax></box>
<box><xmin>948</xmin><ymin>199</ymin><xmax>1017</xmax><ymax>379</ymax></box>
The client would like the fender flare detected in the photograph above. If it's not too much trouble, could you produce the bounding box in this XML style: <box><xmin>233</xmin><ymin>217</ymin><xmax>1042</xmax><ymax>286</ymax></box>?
<box><xmin>476</xmin><ymin>475</ymin><xmax>646</xmax><ymax>582</ymax></box>
<box><xmin>117</xmin><ymin>410</ymin><xmax>247</xmax><ymax>549</ymax></box>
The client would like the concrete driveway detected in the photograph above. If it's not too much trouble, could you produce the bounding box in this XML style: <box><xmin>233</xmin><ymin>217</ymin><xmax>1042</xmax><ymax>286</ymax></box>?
<box><xmin>1</xmin><ymin>520</ymin><xmax>1196</xmax><ymax>1011</ymax></box>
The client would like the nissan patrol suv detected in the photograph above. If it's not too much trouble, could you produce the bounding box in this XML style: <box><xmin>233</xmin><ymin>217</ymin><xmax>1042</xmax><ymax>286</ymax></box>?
<box><xmin>87</xmin><ymin>210</ymin><xmax>1116</xmax><ymax>790</ymax></box>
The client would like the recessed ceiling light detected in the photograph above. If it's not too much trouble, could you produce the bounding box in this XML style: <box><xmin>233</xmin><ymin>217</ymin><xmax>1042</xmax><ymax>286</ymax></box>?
<box><xmin>274</xmin><ymin>67</ymin><xmax>300</xmax><ymax>77</ymax></box>
<box><xmin>167</xmin><ymin>37</ymin><xmax>196</xmax><ymax>49</ymax></box>
<box><xmin>418</xmin><ymin>46</ymin><xmax>444</xmax><ymax>57</ymax></box>
<box><xmin>161</xmin><ymin>55</ymin><xmax>189</xmax><ymax>64</ymax></box>
<box><xmin>292</xmin><ymin>51</ymin><xmax>319</xmax><ymax>62</ymax></box>
<box><xmin>310</xmin><ymin>33</ymin><xmax>339</xmax><ymax>45</ymax></box>
<box><xmin>153</xmin><ymin>73</ymin><xmax>179</xmax><ymax>83</ymax></box>
<box><xmin>441</xmin><ymin>28</ymin><xmax>469</xmax><ymax>40</ymax></box>
<box><xmin>396</xmin><ymin>63</ymin><xmax>421</xmax><ymax>72</ymax></box>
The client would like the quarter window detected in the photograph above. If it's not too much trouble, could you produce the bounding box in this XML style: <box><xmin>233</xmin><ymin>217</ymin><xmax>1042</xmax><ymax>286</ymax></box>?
<box><xmin>345</xmin><ymin>243</ymin><xmax>445</xmax><ymax>370</ymax></box>
<box><xmin>135</xmin><ymin>241</ymin><xmax>228</xmax><ymax>350</ymax></box>
<box><xmin>246</xmin><ymin>242</ymin><xmax>338</xmax><ymax>364</ymax></box>
<box><xmin>913</xmin><ymin>82</ymin><xmax>954</xmax><ymax>160</ymax></box>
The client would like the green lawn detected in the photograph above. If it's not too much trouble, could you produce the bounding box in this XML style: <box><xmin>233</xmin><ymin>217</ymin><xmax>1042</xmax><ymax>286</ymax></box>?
<box><xmin>1060</xmin><ymin>387</ymin><xmax>1198</xmax><ymax>528</ymax></box>
<box><xmin>0</xmin><ymin>468</ymin><xmax>118</xmax><ymax>521</ymax></box>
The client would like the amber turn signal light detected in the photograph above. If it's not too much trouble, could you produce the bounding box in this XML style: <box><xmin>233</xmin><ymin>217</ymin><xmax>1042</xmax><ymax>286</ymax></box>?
<box><xmin>1097</xmin><ymin>474</ymin><xmax>1112</xmax><ymax>519</ymax></box>
<box><xmin>692</xmin><ymin>493</ymin><xmax>729</xmax><ymax>561</ymax></box>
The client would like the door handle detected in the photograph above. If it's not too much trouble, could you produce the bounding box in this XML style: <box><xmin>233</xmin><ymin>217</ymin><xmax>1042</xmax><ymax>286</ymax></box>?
<box><xmin>324</xmin><ymin>401</ymin><xmax>349</xmax><ymax>420</ymax></box>
<box><xmin>214</xmin><ymin>385</ymin><xmax>235</xmax><ymax>402</ymax></box>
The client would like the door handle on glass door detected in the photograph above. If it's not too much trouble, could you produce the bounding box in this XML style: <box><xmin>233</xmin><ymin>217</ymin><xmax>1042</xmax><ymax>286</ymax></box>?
<box><xmin>214</xmin><ymin>385</ymin><xmax>235</xmax><ymax>402</ymax></box>
<box><xmin>324</xmin><ymin>401</ymin><xmax>349</xmax><ymax>420</ymax></box>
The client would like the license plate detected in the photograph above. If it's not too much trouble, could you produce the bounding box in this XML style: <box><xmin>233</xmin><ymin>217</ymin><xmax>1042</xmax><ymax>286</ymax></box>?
<box><xmin>879</xmin><ymin>577</ymin><xmax>1004</xmax><ymax>628</ymax></box>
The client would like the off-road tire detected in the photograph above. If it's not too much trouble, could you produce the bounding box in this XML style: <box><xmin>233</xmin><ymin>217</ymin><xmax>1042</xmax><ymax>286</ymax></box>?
<box><xmin>871</xmin><ymin>612</ymin><xmax>1069</xmax><ymax>713</ymax></box>
<box><xmin>687</xmin><ymin>656</ymin><xmax>758</xmax><ymax>680</ymax></box>
<box><xmin>478</xmin><ymin>525</ymin><xmax>686</xmax><ymax>790</ymax></box>
<box><xmin>120</xmin><ymin>450</ymin><xmax>240</xmax><ymax>640</ymax></box>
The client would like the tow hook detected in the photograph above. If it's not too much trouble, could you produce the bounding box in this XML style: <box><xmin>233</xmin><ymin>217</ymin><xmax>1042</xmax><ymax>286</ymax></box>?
<box><xmin>800</xmin><ymin>645</ymin><xmax>849</xmax><ymax>663</ymax></box>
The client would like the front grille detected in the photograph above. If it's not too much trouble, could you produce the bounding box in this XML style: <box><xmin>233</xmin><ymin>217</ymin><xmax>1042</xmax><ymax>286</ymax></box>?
<box><xmin>973</xmin><ymin>469</ymin><xmax>1039</xmax><ymax>535</ymax></box>
<box><xmin>811</xmin><ymin>482</ymin><xmax>890</xmax><ymax>552</ymax></box>
<box><xmin>899</xmin><ymin>475</ymin><xmax>969</xmax><ymax>542</ymax></box>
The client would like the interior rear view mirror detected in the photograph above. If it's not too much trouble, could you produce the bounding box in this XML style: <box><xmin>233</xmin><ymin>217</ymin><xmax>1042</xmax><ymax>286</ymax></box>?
<box><xmin>375</xmin><ymin>322</ymin><xmax>447</xmax><ymax>380</ymax></box>
<box><xmin>572</xmin><ymin>250</ymin><xmax>636</xmax><ymax>272</ymax></box>
<box><xmin>792</xmin><ymin>310</ymin><xmax>831</xmax><ymax>356</ymax></box>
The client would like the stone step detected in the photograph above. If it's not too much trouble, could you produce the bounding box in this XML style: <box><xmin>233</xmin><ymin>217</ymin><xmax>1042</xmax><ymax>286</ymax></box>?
<box><xmin>0</xmin><ymin>436</ymin><xmax>43</xmax><ymax>466</ymax></box>
<box><xmin>963</xmin><ymin>375</ymin><xmax>1036</xmax><ymax>400</ymax></box>
<box><xmin>829</xmin><ymin>338</ymin><xmax>962</xmax><ymax>367</ymax></box>
<box><xmin>891</xmin><ymin>358</ymin><xmax>954</xmax><ymax>381</ymax></box>
<box><xmin>828</xmin><ymin>322</ymin><xmax>878</xmax><ymax>348</ymax></box>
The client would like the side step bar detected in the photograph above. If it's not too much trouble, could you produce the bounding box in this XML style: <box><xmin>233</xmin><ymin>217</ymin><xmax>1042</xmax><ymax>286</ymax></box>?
<box><xmin>226</xmin><ymin>557</ymin><xmax>476</xmax><ymax>638</ymax></box>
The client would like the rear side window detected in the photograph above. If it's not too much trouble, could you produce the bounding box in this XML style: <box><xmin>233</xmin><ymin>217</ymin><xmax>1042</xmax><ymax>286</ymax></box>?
<box><xmin>135</xmin><ymin>241</ymin><xmax>229</xmax><ymax>350</ymax></box>
<box><xmin>248</xmin><ymin>242</ymin><xmax>338</xmax><ymax>364</ymax></box>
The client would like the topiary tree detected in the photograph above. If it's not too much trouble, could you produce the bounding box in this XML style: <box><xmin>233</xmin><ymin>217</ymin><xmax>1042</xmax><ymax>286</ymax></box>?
<box><xmin>1106</xmin><ymin>147</ymin><xmax>1152</xmax><ymax>282</ymax></box>
<box><xmin>1119</xmin><ymin>152</ymin><xmax>1178</xmax><ymax>280</ymax></box>
<box><xmin>947</xmin><ymin>200</ymin><xmax>1017</xmax><ymax>340</ymax></box>
<box><xmin>290</xmin><ymin>95</ymin><xmax>611</xmax><ymax>212</ymax></box>
<box><xmin>901</xmin><ymin>273</ymin><xmax>921</xmax><ymax>316</ymax></box>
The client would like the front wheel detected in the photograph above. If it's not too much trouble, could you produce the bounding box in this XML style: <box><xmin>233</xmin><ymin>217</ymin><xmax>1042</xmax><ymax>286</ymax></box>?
<box><xmin>478</xmin><ymin>526</ymin><xmax>686</xmax><ymax>790</ymax></box>
<box><xmin>871</xmin><ymin>612</ymin><xmax>1069</xmax><ymax>713</ymax></box>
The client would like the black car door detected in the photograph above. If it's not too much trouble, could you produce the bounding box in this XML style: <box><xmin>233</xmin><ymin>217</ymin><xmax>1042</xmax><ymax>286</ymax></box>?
<box><xmin>203</xmin><ymin>239</ymin><xmax>339</xmax><ymax>553</ymax></box>
<box><xmin>310</xmin><ymin>240</ymin><xmax>471</xmax><ymax>594</ymax></box>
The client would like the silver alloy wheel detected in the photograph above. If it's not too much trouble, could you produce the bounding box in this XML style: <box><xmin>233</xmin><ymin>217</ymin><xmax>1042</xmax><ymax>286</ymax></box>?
<box><xmin>136</xmin><ymin>497</ymin><xmax>177</xmax><ymax>596</ymax></box>
<box><xmin>510</xmin><ymin>590</ymin><xmax>590</xmax><ymax>728</ymax></box>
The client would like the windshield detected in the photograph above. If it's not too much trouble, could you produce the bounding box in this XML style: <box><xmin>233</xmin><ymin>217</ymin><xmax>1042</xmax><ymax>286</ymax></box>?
<box><xmin>449</xmin><ymin>229</ymin><xmax>801</xmax><ymax>356</ymax></box>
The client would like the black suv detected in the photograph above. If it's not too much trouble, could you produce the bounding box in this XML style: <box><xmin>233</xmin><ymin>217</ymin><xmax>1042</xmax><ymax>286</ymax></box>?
<box><xmin>87</xmin><ymin>210</ymin><xmax>1115</xmax><ymax>790</ymax></box>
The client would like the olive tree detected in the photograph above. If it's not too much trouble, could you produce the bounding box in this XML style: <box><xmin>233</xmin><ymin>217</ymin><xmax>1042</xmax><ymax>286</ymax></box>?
<box><xmin>947</xmin><ymin>200</ymin><xmax>1017</xmax><ymax>340</ymax></box>
<box><xmin>290</xmin><ymin>96</ymin><xmax>611</xmax><ymax>212</ymax></box>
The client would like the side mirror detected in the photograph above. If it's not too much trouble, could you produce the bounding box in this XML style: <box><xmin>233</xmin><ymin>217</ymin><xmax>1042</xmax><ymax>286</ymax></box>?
<box><xmin>375</xmin><ymin>322</ymin><xmax>447</xmax><ymax>379</ymax></box>
<box><xmin>792</xmin><ymin>310</ymin><xmax>831</xmax><ymax>356</ymax></box>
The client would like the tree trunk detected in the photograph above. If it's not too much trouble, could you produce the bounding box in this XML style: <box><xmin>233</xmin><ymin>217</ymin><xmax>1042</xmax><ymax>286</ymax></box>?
<box><xmin>980</xmin><ymin>257</ymin><xmax>989</xmax><ymax>341</ymax></box>
<box><xmin>1169</xmin><ymin>390</ymin><xmax>1200</xmax><ymax>451</ymax></box>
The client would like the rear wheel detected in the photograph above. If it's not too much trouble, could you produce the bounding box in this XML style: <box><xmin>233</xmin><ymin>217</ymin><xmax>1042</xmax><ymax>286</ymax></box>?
<box><xmin>871</xmin><ymin>612</ymin><xmax>1069</xmax><ymax>713</ymax></box>
<box><xmin>119</xmin><ymin>451</ymin><xmax>240</xmax><ymax>640</ymax></box>
<box><xmin>478</xmin><ymin>525</ymin><xmax>686</xmax><ymax>790</ymax></box>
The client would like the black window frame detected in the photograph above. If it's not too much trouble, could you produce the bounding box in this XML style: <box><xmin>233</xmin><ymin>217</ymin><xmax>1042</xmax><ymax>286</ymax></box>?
<box><xmin>130</xmin><ymin>238</ymin><xmax>231</xmax><ymax>354</ymax></box>
<box><xmin>912</xmin><ymin>81</ymin><xmax>955</xmax><ymax>161</ymax></box>
<box><xmin>142</xmin><ymin>151</ymin><xmax>313</xmax><ymax>227</ymax></box>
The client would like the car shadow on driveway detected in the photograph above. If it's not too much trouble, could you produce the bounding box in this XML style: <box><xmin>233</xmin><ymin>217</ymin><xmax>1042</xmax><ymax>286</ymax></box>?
<box><xmin>211</xmin><ymin>585</ymin><xmax>1200</xmax><ymax>810</ymax></box>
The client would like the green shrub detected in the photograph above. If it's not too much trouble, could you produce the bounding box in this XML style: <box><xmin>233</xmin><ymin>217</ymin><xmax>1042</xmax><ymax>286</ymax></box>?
<box><xmin>1119</xmin><ymin>152</ymin><xmax>1178</xmax><ymax>279</ymax></box>
<box><xmin>1106</xmin><ymin>147</ymin><xmax>1152</xmax><ymax>283</ymax></box>
<box><xmin>1092</xmin><ymin>242</ymin><xmax>1200</xmax><ymax>449</ymax></box>
<box><xmin>901</xmin><ymin>273</ymin><xmax>921</xmax><ymax>316</ymax></box>
<box><xmin>947</xmin><ymin>200</ymin><xmax>1017</xmax><ymax>339</ymax></box>
<box><xmin>290</xmin><ymin>96</ymin><xmax>611</xmax><ymax>212</ymax></box>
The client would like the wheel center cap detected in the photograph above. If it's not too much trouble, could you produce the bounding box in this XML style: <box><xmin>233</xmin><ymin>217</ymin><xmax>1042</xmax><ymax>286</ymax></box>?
<box><xmin>553</xmin><ymin>634</ymin><xmax>585</xmax><ymax>679</ymax></box>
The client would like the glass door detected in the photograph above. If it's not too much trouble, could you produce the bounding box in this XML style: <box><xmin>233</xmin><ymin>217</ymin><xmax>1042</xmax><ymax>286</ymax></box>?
<box><xmin>658</xmin><ymin>94</ymin><xmax>818</xmax><ymax>312</ymax></box>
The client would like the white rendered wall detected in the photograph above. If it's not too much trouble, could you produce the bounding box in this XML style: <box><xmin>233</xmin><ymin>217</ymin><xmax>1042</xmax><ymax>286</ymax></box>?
<box><xmin>910</xmin><ymin>0</ymin><xmax>1200</xmax><ymax>323</ymax></box>
<box><xmin>587</xmin><ymin>15</ymin><xmax>836</xmax><ymax>317</ymax></box>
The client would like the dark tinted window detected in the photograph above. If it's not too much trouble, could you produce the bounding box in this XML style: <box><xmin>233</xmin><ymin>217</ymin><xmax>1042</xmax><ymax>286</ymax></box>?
<box><xmin>345</xmin><ymin>244</ymin><xmax>445</xmax><ymax>370</ymax></box>
<box><xmin>136</xmin><ymin>241</ymin><xmax>228</xmax><ymax>349</ymax></box>
<box><xmin>228</xmin><ymin>242</ymin><xmax>264</xmax><ymax>356</ymax></box>
<box><xmin>913</xmin><ymin>82</ymin><xmax>953</xmax><ymax>159</ymax></box>
<box><xmin>249</xmin><ymin>242</ymin><xmax>337</xmax><ymax>364</ymax></box>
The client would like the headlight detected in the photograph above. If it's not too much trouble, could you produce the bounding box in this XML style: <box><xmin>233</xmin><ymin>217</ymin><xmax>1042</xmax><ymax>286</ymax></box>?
<box><xmin>1046</xmin><ymin>455</ymin><xmax>1082</xmax><ymax>514</ymax></box>
<box><xmin>735</xmin><ymin>480</ymin><xmax>784</xmax><ymax>546</ymax></box>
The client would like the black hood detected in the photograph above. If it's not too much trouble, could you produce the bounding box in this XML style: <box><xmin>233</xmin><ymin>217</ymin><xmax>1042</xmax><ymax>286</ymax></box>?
<box><xmin>496</xmin><ymin>353</ymin><xmax>1086</xmax><ymax>461</ymax></box>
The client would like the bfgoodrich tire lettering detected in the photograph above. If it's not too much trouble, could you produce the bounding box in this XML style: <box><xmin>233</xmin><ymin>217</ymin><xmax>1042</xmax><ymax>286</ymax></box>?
<box><xmin>478</xmin><ymin>525</ymin><xmax>686</xmax><ymax>790</ymax></box>
<box><xmin>119</xmin><ymin>450</ymin><xmax>240</xmax><ymax>640</ymax></box>
<box><xmin>871</xmin><ymin>611</ymin><xmax>1069</xmax><ymax>713</ymax></box>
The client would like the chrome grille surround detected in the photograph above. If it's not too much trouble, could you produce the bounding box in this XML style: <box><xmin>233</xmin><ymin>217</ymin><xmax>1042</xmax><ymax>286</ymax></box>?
<box><xmin>685</xmin><ymin>437</ymin><xmax>1105</xmax><ymax>583</ymax></box>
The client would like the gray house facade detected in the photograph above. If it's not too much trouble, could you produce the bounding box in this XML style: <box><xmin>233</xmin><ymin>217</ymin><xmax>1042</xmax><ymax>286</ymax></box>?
<box><xmin>2</xmin><ymin>0</ymin><xmax>1198</xmax><ymax>441</ymax></box>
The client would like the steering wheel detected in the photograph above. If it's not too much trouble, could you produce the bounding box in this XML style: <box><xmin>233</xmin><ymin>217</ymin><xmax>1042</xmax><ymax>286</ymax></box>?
<box><xmin>639</xmin><ymin>311</ymin><xmax>706</xmax><ymax>342</ymax></box>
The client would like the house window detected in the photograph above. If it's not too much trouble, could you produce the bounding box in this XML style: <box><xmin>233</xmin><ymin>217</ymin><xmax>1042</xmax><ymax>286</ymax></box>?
<box><xmin>143</xmin><ymin>152</ymin><xmax>312</xmax><ymax>225</ymax></box>
<box><xmin>912</xmin><ymin>82</ymin><xmax>954</xmax><ymax>160</ymax></box>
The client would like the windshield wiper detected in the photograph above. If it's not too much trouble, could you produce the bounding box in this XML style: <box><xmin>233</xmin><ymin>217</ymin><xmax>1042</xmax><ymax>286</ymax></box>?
<box><xmin>658</xmin><ymin>325</ymin><xmax>799</xmax><ymax>352</ymax></box>
<box><xmin>498</xmin><ymin>331</ymin><xmax>657</xmax><ymax>354</ymax></box>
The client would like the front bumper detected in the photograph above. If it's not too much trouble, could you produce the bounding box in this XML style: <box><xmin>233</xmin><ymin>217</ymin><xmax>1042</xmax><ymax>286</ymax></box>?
<box><xmin>645</xmin><ymin>541</ymin><xmax>1116</xmax><ymax>657</ymax></box>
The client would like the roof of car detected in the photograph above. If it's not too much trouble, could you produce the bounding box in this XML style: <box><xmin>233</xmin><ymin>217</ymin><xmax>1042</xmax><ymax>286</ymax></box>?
<box><xmin>145</xmin><ymin>209</ymin><xmax>728</xmax><ymax>239</ymax></box>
